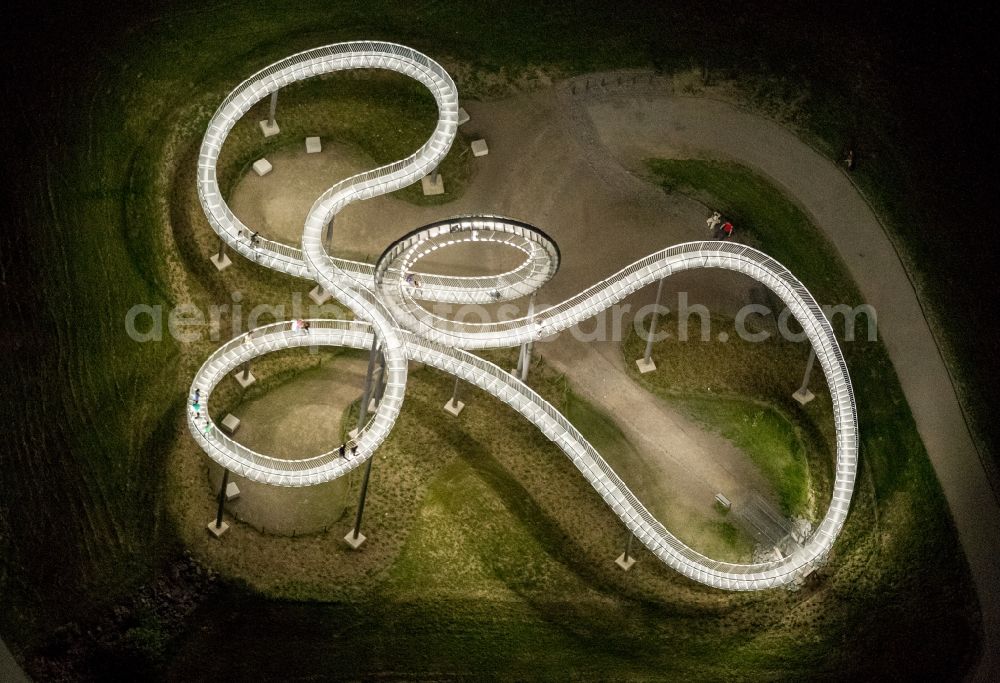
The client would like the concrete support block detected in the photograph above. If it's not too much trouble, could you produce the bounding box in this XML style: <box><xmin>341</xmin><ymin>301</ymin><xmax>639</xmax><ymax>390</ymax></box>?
<box><xmin>235</xmin><ymin>370</ymin><xmax>256</xmax><ymax>388</ymax></box>
<box><xmin>635</xmin><ymin>357</ymin><xmax>656</xmax><ymax>374</ymax></box>
<box><xmin>792</xmin><ymin>388</ymin><xmax>815</xmax><ymax>406</ymax></box>
<box><xmin>221</xmin><ymin>413</ymin><xmax>241</xmax><ymax>435</ymax></box>
<box><xmin>225</xmin><ymin>482</ymin><xmax>241</xmax><ymax>501</ymax></box>
<box><xmin>421</xmin><ymin>174</ymin><xmax>445</xmax><ymax>195</ymax></box>
<box><xmin>210</xmin><ymin>253</ymin><xmax>232</xmax><ymax>271</ymax></box>
<box><xmin>344</xmin><ymin>531</ymin><xmax>366</xmax><ymax>549</ymax></box>
<box><xmin>207</xmin><ymin>521</ymin><xmax>230</xmax><ymax>538</ymax></box>
<box><xmin>252</xmin><ymin>158</ymin><xmax>273</xmax><ymax>176</ymax></box>
<box><xmin>444</xmin><ymin>398</ymin><xmax>465</xmax><ymax>416</ymax></box>
<box><xmin>615</xmin><ymin>553</ymin><xmax>636</xmax><ymax>571</ymax></box>
<box><xmin>471</xmin><ymin>139</ymin><xmax>489</xmax><ymax>157</ymax></box>
<box><xmin>309</xmin><ymin>285</ymin><xmax>331</xmax><ymax>305</ymax></box>
<box><xmin>259</xmin><ymin>120</ymin><xmax>280</xmax><ymax>137</ymax></box>
<box><xmin>305</xmin><ymin>136</ymin><xmax>322</xmax><ymax>154</ymax></box>
<box><xmin>457</xmin><ymin>106</ymin><xmax>470</xmax><ymax>125</ymax></box>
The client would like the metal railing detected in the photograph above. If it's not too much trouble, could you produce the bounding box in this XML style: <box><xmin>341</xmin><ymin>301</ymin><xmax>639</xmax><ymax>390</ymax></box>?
<box><xmin>189</xmin><ymin>41</ymin><xmax>858</xmax><ymax>591</ymax></box>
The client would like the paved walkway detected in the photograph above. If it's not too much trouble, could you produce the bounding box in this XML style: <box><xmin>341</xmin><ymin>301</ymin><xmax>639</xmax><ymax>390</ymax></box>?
<box><xmin>0</xmin><ymin>639</ymin><xmax>27</xmax><ymax>682</ymax></box>
<box><xmin>565</xmin><ymin>84</ymin><xmax>998</xmax><ymax>679</ymax></box>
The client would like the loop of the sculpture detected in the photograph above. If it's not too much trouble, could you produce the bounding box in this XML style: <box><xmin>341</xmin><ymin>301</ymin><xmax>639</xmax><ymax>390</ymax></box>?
<box><xmin>189</xmin><ymin>41</ymin><xmax>858</xmax><ymax>590</ymax></box>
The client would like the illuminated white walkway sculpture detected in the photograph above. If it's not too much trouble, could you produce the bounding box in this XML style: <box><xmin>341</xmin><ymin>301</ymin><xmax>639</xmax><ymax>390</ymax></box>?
<box><xmin>190</xmin><ymin>42</ymin><xmax>858</xmax><ymax>590</ymax></box>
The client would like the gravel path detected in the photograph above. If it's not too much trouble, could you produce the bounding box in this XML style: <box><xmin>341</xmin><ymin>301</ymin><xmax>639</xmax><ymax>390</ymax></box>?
<box><xmin>560</xmin><ymin>77</ymin><xmax>998</xmax><ymax>679</ymax></box>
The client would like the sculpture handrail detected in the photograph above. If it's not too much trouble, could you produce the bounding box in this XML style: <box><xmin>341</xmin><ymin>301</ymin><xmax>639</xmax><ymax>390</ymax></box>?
<box><xmin>189</xmin><ymin>41</ymin><xmax>858</xmax><ymax>591</ymax></box>
<box><xmin>191</xmin><ymin>316</ymin><xmax>852</xmax><ymax>587</ymax></box>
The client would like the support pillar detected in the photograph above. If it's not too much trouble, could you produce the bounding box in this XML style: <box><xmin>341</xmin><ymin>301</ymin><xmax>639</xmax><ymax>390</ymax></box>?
<box><xmin>369</xmin><ymin>351</ymin><xmax>387</xmax><ymax>413</ymax></box>
<box><xmin>324</xmin><ymin>217</ymin><xmax>335</xmax><ymax>248</ymax></box>
<box><xmin>259</xmin><ymin>90</ymin><xmax>280</xmax><ymax>137</ymax></box>
<box><xmin>519</xmin><ymin>294</ymin><xmax>536</xmax><ymax>383</ymax></box>
<box><xmin>636</xmin><ymin>278</ymin><xmax>664</xmax><ymax>373</ymax></box>
<box><xmin>421</xmin><ymin>166</ymin><xmax>445</xmax><ymax>195</ymax></box>
<box><xmin>345</xmin><ymin>456</ymin><xmax>373</xmax><ymax>549</ymax></box>
<box><xmin>235</xmin><ymin>359</ymin><xmax>255</xmax><ymax>388</ymax></box>
<box><xmin>615</xmin><ymin>532</ymin><xmax>636</xmax><ymax>571</ymax></box>
<box><xmin>793</xmin><ymin>347</ymin><xmax>817</xmax><ymax>405</ymax></box>
<box><xmin>207</xmin><ymin>470</ymin><xmax>230</xmax><ymax>538</ymax></box>
<box><xmin>346</xmin><ymin>335</ymin><xmax>380</xmax><ymax>549</ymax></box>
<box><xmin>309</xmin><ymin>285</ymin><xmax>331</xmax><ymax>305</ymax></box>
<box><xmin>444</xmin><ymin>375</ymin><xmax>465</xmax><ymax>416</ymax></box>
<box><xmin>356</xmin><ymin>335</ymin><xmax>379</xmax><ymax>430</ymax></box>
<box><xmin>210</xmin><ymin>238</ymin><xmax>232</xmax><ymax>271</ymax></box>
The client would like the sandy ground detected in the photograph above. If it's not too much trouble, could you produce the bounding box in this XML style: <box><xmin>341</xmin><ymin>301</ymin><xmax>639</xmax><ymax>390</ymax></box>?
<box><xmin>227</xmin><ymin>91</ymin><xmax>787</xmax><ymax>557</ymax></box>
<box><xmin>222</xmin><ymin>73</ymin><xmax>999</xmax><ymax>677</ymax></box>
<box><xmin>205</xmin><ymin>358</ymin><xmax>368</xmax><ymax>535</ymax></box>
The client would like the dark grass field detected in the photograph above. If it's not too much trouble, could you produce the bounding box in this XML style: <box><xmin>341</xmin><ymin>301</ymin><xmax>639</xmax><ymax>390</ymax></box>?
<box><xmin>0</xmin><ymin>0</ymin><xmax>994</xmax><ymax>679</ymax></box>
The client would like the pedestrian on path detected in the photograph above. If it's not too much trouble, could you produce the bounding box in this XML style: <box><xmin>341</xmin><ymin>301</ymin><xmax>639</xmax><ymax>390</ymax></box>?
<box><xmin>716</xmin><ymin>221</ymin><xmax>734</xmax><ymax>240</ymax></box>
<box><xmin>707</xmin><ymin>211</ymin><xmax>721</xmax><ymax>233</ymax></box>
<box><xmin>338</xmin><ymin>443</ymin><xmax>346</xmax><ymax>458</ymax></box>
<box><xmin>303</xmin><ymin>320</ymin><xmax>311</xmax><ymax>334</ymax></box>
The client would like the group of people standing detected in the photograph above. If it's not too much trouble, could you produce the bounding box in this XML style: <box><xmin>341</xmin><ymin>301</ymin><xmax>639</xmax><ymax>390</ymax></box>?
<box><xmin>706</xmin><ymin>211</ymin><xmax>735</xmax><ymax>240</ymax></box>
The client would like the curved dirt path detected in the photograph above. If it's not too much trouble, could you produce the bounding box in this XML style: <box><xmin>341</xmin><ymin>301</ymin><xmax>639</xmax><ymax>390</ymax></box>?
<box><xmin>561</xmin><ymin>81</ymin><xmax>998</xmax><ymax>679</ymax></box>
